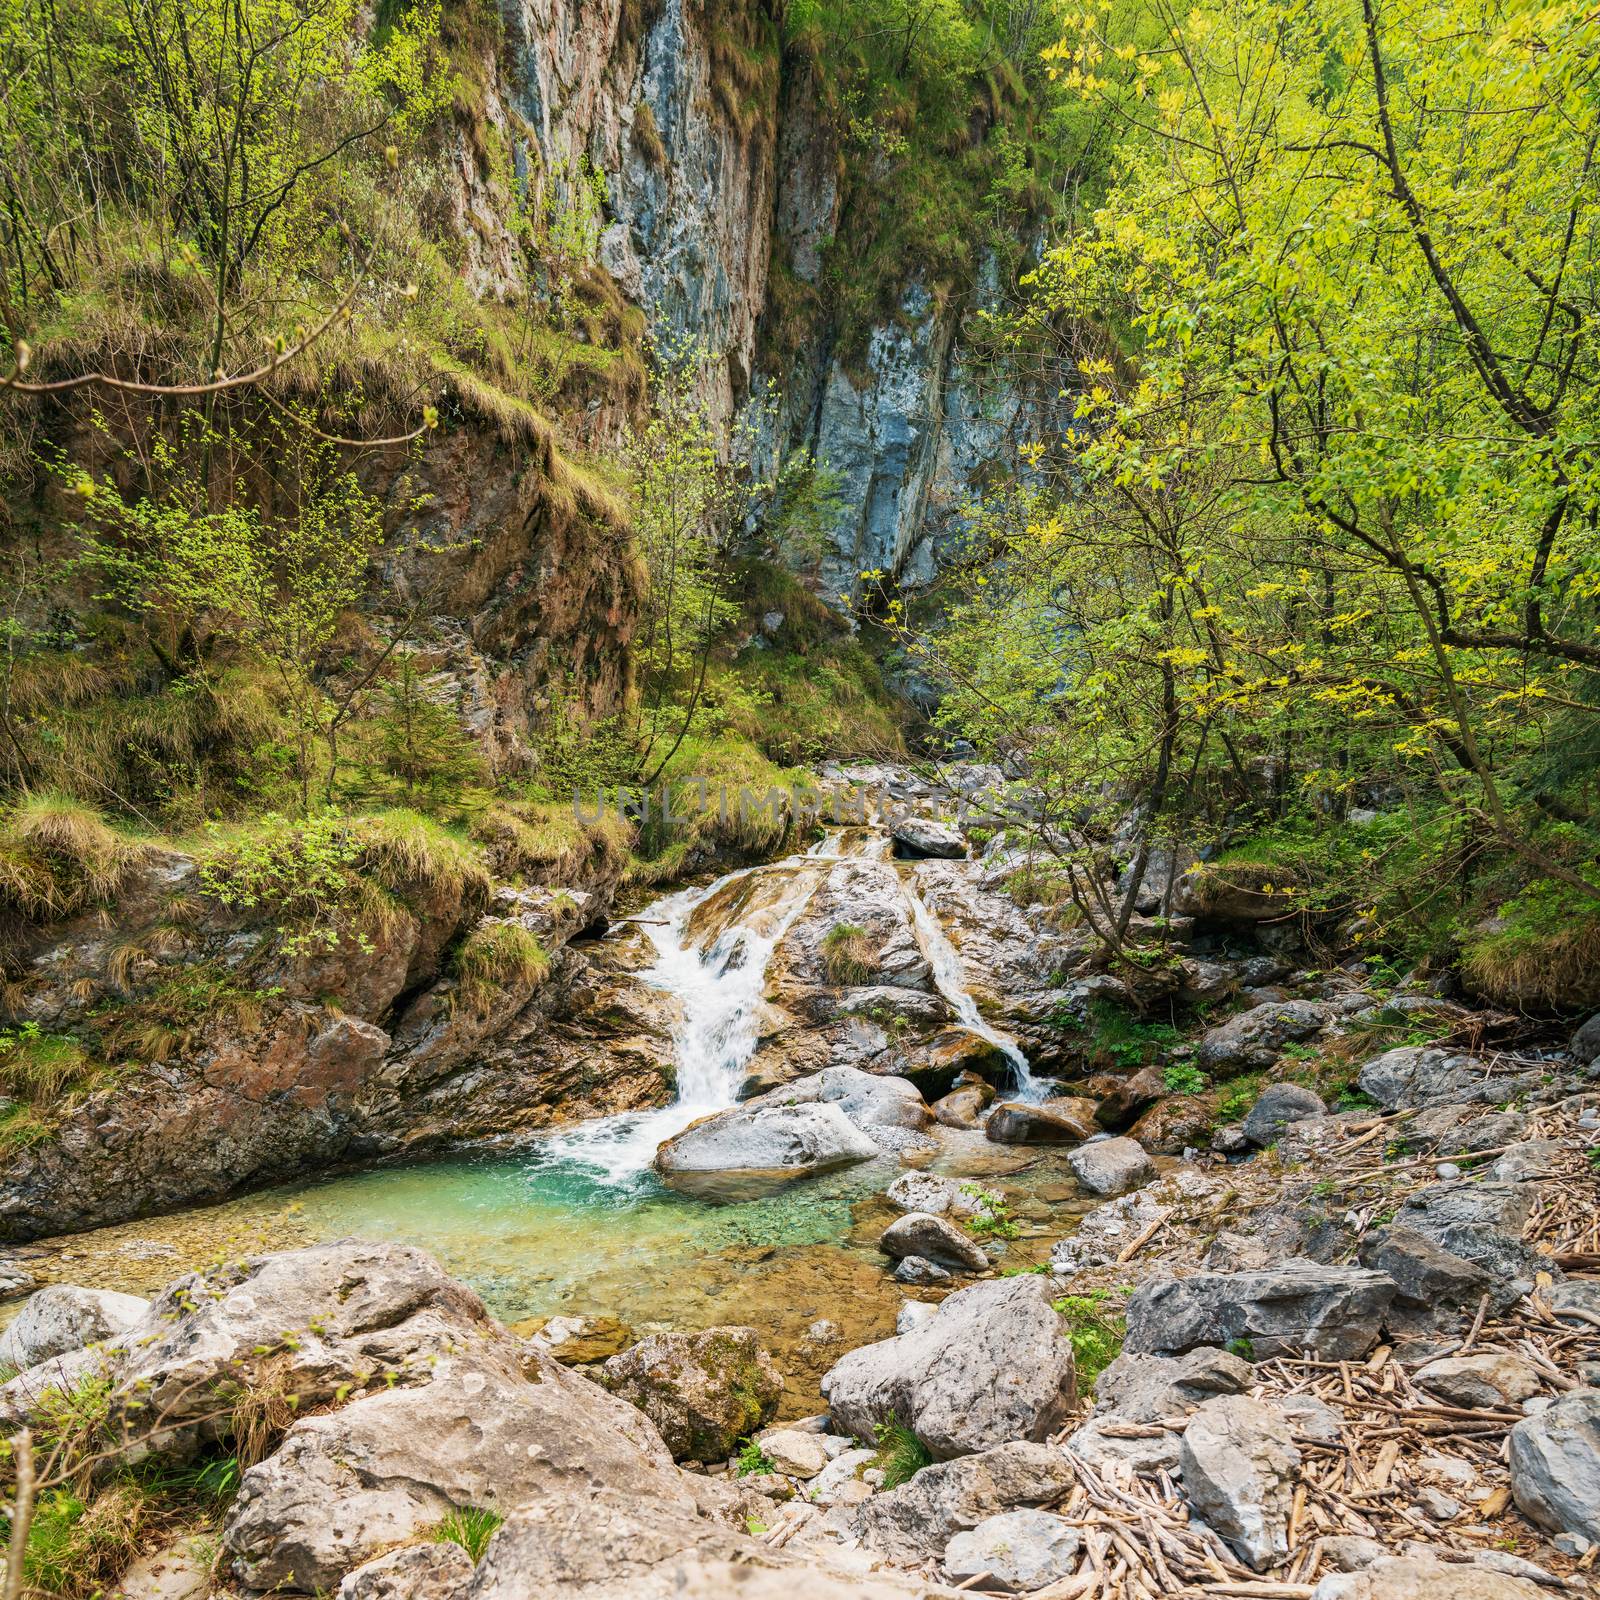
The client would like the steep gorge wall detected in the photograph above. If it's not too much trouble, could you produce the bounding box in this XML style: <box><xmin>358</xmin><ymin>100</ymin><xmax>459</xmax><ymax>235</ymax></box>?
<box><xmin>452</xmin><ymin>0</ymin><xmax>1058</xmax><ymax>603</ymax></box>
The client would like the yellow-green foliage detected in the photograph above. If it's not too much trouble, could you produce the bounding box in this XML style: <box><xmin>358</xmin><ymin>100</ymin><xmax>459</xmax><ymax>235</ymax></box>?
<box><xmin>0</xmin><ymin>794</ymin><xmax>140</xmax><ymax>923</ymax></box>
<box><xmin>360</xmin><ymin>809</ymin><xmax>492</xmax><ymax>909</ymax></box>
<box><xmin>452</xmin><ymin>921</ymin><xmax>549</xmax><ymax>1013</ymax></box>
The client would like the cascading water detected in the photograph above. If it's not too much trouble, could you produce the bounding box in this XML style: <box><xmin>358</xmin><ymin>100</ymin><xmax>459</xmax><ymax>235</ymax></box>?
<box><xmin>901</xmin><ymin>873</ymin><xmax>1042</xmax><ymax>1102</ymax></box>
<box><xmin>540</xmin><ymin>858</ymin><xmax>824</xmax><ymax>1183</ymax></box>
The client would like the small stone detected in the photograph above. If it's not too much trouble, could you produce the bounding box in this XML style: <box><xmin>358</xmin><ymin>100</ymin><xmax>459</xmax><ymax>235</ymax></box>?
<box><xmin>897</xmin><ymin>1299</ymin><xmax>939</xmax><ymax>1332</ymax></box>
<box><xmin>943</xmin><ymin>1509</ymin><xmax>1083</xmax><ymax>1593</ymax></box>
<box><xmin>1553</xmin><ymin>1533</ymin><xmax>1590</xmax><ymax>1557</ymax></box>
<box><xmin>893</xmin><ymin>1256</ymin><xmax>952</xmax><ymax>1286</ymax></box>
<box><xmin>1414</xmin><ymin>1353</ymin><xmax>1542</xmax><ymax>1409</ymax></box>
<box><xmin>1317</xmin><ymin>1535</ymin><xmax>1387</xmax><ymax>1572</ymax></box>
<box><xmin>1435</xmin><ymin>1162</ymin><xmax>1461</xmax><ymax>1179</ymax></box>
<box><xmin>1414</xmin><ymin>1487</ymin><xmax>1460</xmax><ymax>1521</ymax></box>
<box><xmin>758</xmin><ymin>1429</ymin><xmax>829</xmax><ymax>1479</ymax></box>
<box><xmin>879</xmin><ymin>1213</ymin><xmax>988</xmax><ymax>1273</ymax></box>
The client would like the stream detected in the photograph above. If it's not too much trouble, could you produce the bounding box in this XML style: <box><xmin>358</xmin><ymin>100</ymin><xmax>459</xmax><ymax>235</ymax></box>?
<box><xmin>14</xmin><ymin>828</ymin><xmax>1082</xmax><ymax>1414</ymax></box>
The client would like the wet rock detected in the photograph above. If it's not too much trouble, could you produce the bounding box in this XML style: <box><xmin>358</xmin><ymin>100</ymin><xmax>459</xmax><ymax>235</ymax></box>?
<box><xmin>338</xmin><ymin>1543</ymin><xmax>475</xmax><ymax>1600</ymax></box>
<box><xmin>0</xmin><ymin>1283</ymin><xmax>148</xmax><ymax>1370</ymax></box>
<box><xmin>654</xmin><ymin>1101</ymin><xmax>880</xmax><ymax>1187</ymax></box>
<box><xmin>854</xmin><ymin>1441</ymin><xmax>1079</xmax><ymax>1563</ymax></box>
<box><xmin>1093</xmin><ymin>1067</ymin><xmax>1166</xmax><ymax>1132</ymax></box>
<box><xmin>759</xmin><ymin>1428</ymin><xmax>828</xmax><ymax>1478</ymax></box>
<box><xmin>884</xmin><ymin>1170</ymin><xmax>991</xmax><ymax>1218</ymax></box>
<box><xmin>1414</xmin><ymin>1353</ymin><xmax>1542</xmax><ymax>1408</ymax></box>
<box><xmin>943</xmin><ymin>1509</ymin><xmax>1082</xmax><ymax>1593</ymax></box>
<box><xmin>879</xmin><ymin>1214</ymin><xmax>989</xmax><ymax>1273</ymax></box>
<box><xmin>822</xmin><ymin>1278</ymin><xmax>1076</xmax><ymax>1458</ymax></box>
<box><xmin>225</xmin><ymin>1343</ymin><xmax>687</xmax><ymax>1592</ymax></box>
<box><xmin>601</xmin><ymin>1326</ymin><xmax>782</xmax><ymax>1462</ymax></box>
<box><xmin>1067</xmin><ymin>1136</ymin><xmax>1156</xmax><ymax>1197</ymax></box>
<box><xmin>986</xmin><ymin>1097</ymin><xmax>1098</xmax><ymax>1144</ymax></box>
<box><xmin>897</xmin><ymin>1300</ymin><xmax>939</xmax><ymax>1333</ymax></box>
<box><xmin>1125</xmin><ymin>1260</ymin><xmax>1393</xmax><ymax>1360</ymax></box>
<box><xmin>1243</xmin><ymin>1083</ymin><xmax>1327</xmax><ymax>1147</ymax></box>
<box><xmin>1508</xmin><ymin>1390</ymin><xmax>1600</xmax><ymax>1542</ymax></box>
<box><xmin>890</xmin><ymin>817</ymin><xmax>967</xmax><ymax>859</ymax></box>
<box><xmin>1309</xmin><ymin>1556</ymin><xmax>1548</xmax><ymax>1598</ymax></box>
<box><xmin>1179</xmin><ymin>1395</ymin><xmax>1301</xmax><ymax>1570</ymax></box>
<box><xmin>932</xmin><ymin>1080</ymin><xmax>995</xmax><ymax>1129</ymax></box>
<box><xmin>1357</xmin><ymin>1227</ymin><xmax>1492</xmax><ymax>1317</ymax></box>
<box><xmin>1194</xmin><ymin>1001</ymin><xmax>1328</xmax><ymax>1073</ymax></box>
<box><xmin>523</xmin><ymin>1314</ymin><xmax>631</xmax><ymax>1366</ymax></box>
<box><xmin>893</xmin><ymin>1256</ymin><xmax>952</xmax><ymax>1286</ymax></box>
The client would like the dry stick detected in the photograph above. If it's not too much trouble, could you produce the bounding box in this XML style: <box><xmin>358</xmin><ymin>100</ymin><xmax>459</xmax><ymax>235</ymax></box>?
<box><xmin>3</xmin><ymin>1427</ymin><xmax>34</xmax><ymax>1600</ymax></box>
<box><xmin>1459</xmin><ymin>1293</ymin><xmax>1492</xmax><ymax>1355</ymax></box>
<box><xmin>1116</xmin><ymin>1208</ymin><xmax>1172</xmax><ymax>1264</ymax></box>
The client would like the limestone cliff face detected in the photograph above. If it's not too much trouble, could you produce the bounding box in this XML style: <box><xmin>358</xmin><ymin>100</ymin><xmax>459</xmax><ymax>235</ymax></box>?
<box><xmin>450</xmin><ymin>0</ymin><xmax>1055</xmax><ymax>602</ymax></box>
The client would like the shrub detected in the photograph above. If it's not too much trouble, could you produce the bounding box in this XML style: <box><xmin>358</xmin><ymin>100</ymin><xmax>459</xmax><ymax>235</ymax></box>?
<box><xmin>1051</xmin><ymin>1292</ymin><xmax>1126</xmax><ymax>1393</ymax></box>
<box><xmin>1162</xmin><ymin>1062</ymin><xmax>1208</xmax><ymax>1096</ymax></box>
<box><xmin>820</xmin><ymin>922</ymin><xmax>875</xmax><ymax>986</ymax></box>
<box><xmin>960</xmin><ymin>1183</ymin><xmax>1020</xmax><ymax>1240</ymax></box>
<box><xmin>735</xmin><ymin>1436</ymin><xmax>775</xmax><ymax>1477</ymax></box>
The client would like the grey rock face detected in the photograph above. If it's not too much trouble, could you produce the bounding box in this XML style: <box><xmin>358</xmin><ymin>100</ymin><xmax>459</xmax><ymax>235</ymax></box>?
<box><xmin>853</xmin><ymin>1441</ymin><xmax>1079</xmax><ymax>1564</ymax></box>
<box><xmin>1093</xmin><ymin>1347</ymin><xmax>1255</xmax><ymax>1422</ymax></box>
<box><xmin>600</xmin><ymin>1326</ymin><xmax>782</xmax><ymax>1462</ymax></box>
<box><xmin>224</xmin><ymin>1345</ymin><xmax>687</xmax><ymax>1593</ymax></box>
<box><xmin>337</xmin><ymin>1543</ymin><xmax>475</xmax><ymax>1600</ymax></box>
<box><xmin>1124</xmin><ymin>1261</ymin><xmax>1393</xmax><ymax>1361</ymax></box>
<box><xmin>1195</xmin><ymin>1001</ymin><xmax>1328</xmax><ymax>1072</ymax></box>
<box><xmin>1243</xmin><ymin>1083</ymin><xmax>1328</xmax><ymax>1147</ymax></box>
<box><xmin>1571</xmin><ymin>1012</ymin><xmax>1600</xmax><ymax>1063</ymax></box>
<box><xmin>0</xmin><ymin>1283</ymin><xmax>148</xmax><ymax>1370</ymax></box>
<box><xmin>1389</xmin><ymin>1181</ymin><xmax>1545</xmax><ymax>1298</ymax></box>
<box><xmin>943</xmin><ymin>1509</ymin><xmax>1083</xmax><ymax>1593</ymax></box>
<box><xmin>878</xmin><ymin>1213</ymin><xmax>989</xmax><ymax>1273</ymax></box>
<box><xmin>890</xmin><ymin>816</ymin><xmax>967</xmax><ymax>859</ymax></box>
<box><xmin>654</xmin><ymin>1100</ymin><xmax>880</xmax><ymax>1181</ymax></box>
<box><xmin>1358</xmin><ymin>1047</ymin><xmax>1542</xmax><ymax>1111</ymax></box>
<box><xmin>1508</xmin><ymin>1390</ymin><xmax>1600</xmax><ymax>1542</ymax></box>
<box><xmin>1179</xmin><ymin>1395</ymin><xmax>1301</xmax><ymax>1570</ymax></box>
<box><xmin>1414</xmin><ymin>1353</ymin><xmax>1542</xmax><ymax>1408</ymax></box>
<box><xmin>778</xmin><ymin>1066</ymin><xmax>933</xmax><ymax>1133</ymax></box>
<box><xmin>1357</xmin><ymin>1226</ymin><xmax>1492</xmax><ymax>1314</ymax></box>
<box><xmin>106</xmin><ymin>1242</ymin><xmax>500</xmax><ymax>1461</ymax></box>
<box><xmin>1067</xmin><ymin>1136</ymin><xmax>1156</xmax><ymax>1197</ymax></box>
<box><xmin>822</xmin><ymin>1278</ymin><xmax>1076</xmax><ymax>1459</ymax></box>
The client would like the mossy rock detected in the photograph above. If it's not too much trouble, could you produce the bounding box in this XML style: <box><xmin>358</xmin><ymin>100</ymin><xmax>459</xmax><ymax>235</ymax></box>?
<box><xmin>599</xmin><ymin>1325</ymin><xmax>782</xmax><ymax>1462</ymax></box>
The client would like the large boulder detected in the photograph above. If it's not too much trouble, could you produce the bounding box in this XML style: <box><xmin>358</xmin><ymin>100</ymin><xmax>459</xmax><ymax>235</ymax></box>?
<box><xmin>890</xmin><ymin>817</ymin><xmax>967</xmax><ymax>860</ymax></box>
<box><xmin>759</xmin><ymin>1066</ymin><xmax>932</xmax><ymax>1133</ymax></box>
<box><xmin>1309</xmin><ymin>1556</ymin><xmax>1547</xmax><ymax>1599</ymax></box>
<box><xmin>1357</xmin><ymin>1227</ymin><xmax>1492</xmax><ymax>1319</ymax></box>
<box><xmin>1092</xmin><ymin>1067</ymin><xmax>1166</xmax><ymax>1132</ymax></box>
<box><xmin>1067</xmin><ymin>1136</ymin><xmax>1156</xmax><ymax>1197</ymax></box>
<box><xmin>822</xmin><ymin>1278</ymin><xmax>1076</xmax><ymax>1459</ymax></box>
<box><xmin>1124</xmin><ymin>1261</ymin><xmax>1393</xmax><ymax>1360</ymax></box>
<box><xmin>0</xmin><ymin>1284</ymin><xmax>149</xmax><ymax>1370</ymax></box>
<box><xmin>1389</xmin><ymin>1181</ymin><xmax>1545</xmax><ymax>1297</ymax></box>
<box><xmin>985</xmin><ymin>1097</ymin><xmax>1097</xmax><ymax>1144</ymax></box>
<box><xmin>1358</xmin><ymin>1048</ymin><xmax>1543</xmax><ymax>1112</ymax></box>
<box><xmin>1243</xmin><ymin>1083</ymin><xmax>1327</xmax><ymax>1147</ymax></box>
<box><xmin>653</xmin><ymin>1101</ymin><xmax>880</xmax><ymax>1188</ymax></box>
<box><xmin>1195</xmin><ymin>1001</ymin><xmax>1327</xmax><ymax>1073</ymax></box>
<box><xmin>225</xmin><ymin>1348</ymin><xmax>687</xmax><ymax>1593</ymax></box>
<box><xmin>600</xmin><ymin>1327</ymin><xmax>782</xmax><ymax>1462</ymax></box>
<box><xmin>105</xmin><ymin>1242</ymin><xmax>502</xmax><ymax>1460</ymax></box>
<box><xmin>943</xmin><ymin>1509</ymin><xmax>1082</xmax><ymax>1593</ymax></box>
<box><xmin>1179</xmin><ymin>1395</ymin><xmax>1301</xmax><ymax>1570</ymax></box>
<box><xmin>1508</xmin><ymin>1390</ymin><xmax>1600</xmax><ymax>1542</ymax></box>
<box><xmin>1414</xmin><ymin>1353</ymin><xmax>1541</xmax><ymax>1408</ymax></box>
<box><xmin>1571</xmin><ymin>1012</ymin><xmax>1600</xmax><ymax>1064</ymax></box>
<box><xmin>854</xmin><ymin>1442</ymin><xmax>1079</xmax><ymax>1564</ymax></box>
<box><xmin>878</xmin><ymin>1214</ymin><xmax>988</xmax><ymax>1273</ymax></box>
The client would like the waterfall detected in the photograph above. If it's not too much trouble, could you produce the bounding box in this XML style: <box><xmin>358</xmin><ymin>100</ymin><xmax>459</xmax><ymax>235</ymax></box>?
<box><xmin>901</xmin><ymin>874</ymin><xmax>1042</xmax><ymax>1102</ymax></box>
<box><xmin>542</xmin><ymin>859</ymin><xmax>822</xmax><ymax>1182</ymax></box>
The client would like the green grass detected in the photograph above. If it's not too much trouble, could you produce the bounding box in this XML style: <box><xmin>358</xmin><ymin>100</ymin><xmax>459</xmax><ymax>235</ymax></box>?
<box><xmin>871</xmin><ymin>1418</ymin><xmax>931</xmax><ymax>1488</ymax></box>
<box><xmin>0</xmin><ymin>793</ymin><xmax>142</xmax><ymax>923</ymax></box>
<box><xmin>433</xmin><ymin>1506</ymin><xmax>504</xmax><ymax>1563</ymax></box>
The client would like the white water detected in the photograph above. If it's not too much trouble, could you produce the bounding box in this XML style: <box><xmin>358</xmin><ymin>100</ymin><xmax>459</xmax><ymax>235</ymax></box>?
<box><xmin>541</xmin><ymin>859</ymin><xmax>822</xmax><ymax>1183</ymax></box>
<box><xmin>543</xmin><ymin>827</ymin><xmax>1041</xmax><ymax>1184</ymax></box>
<box><xmin>901</xmin><ymin>873</ymin><xmax>1042</xmax><ymax>1102</ymax></box>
